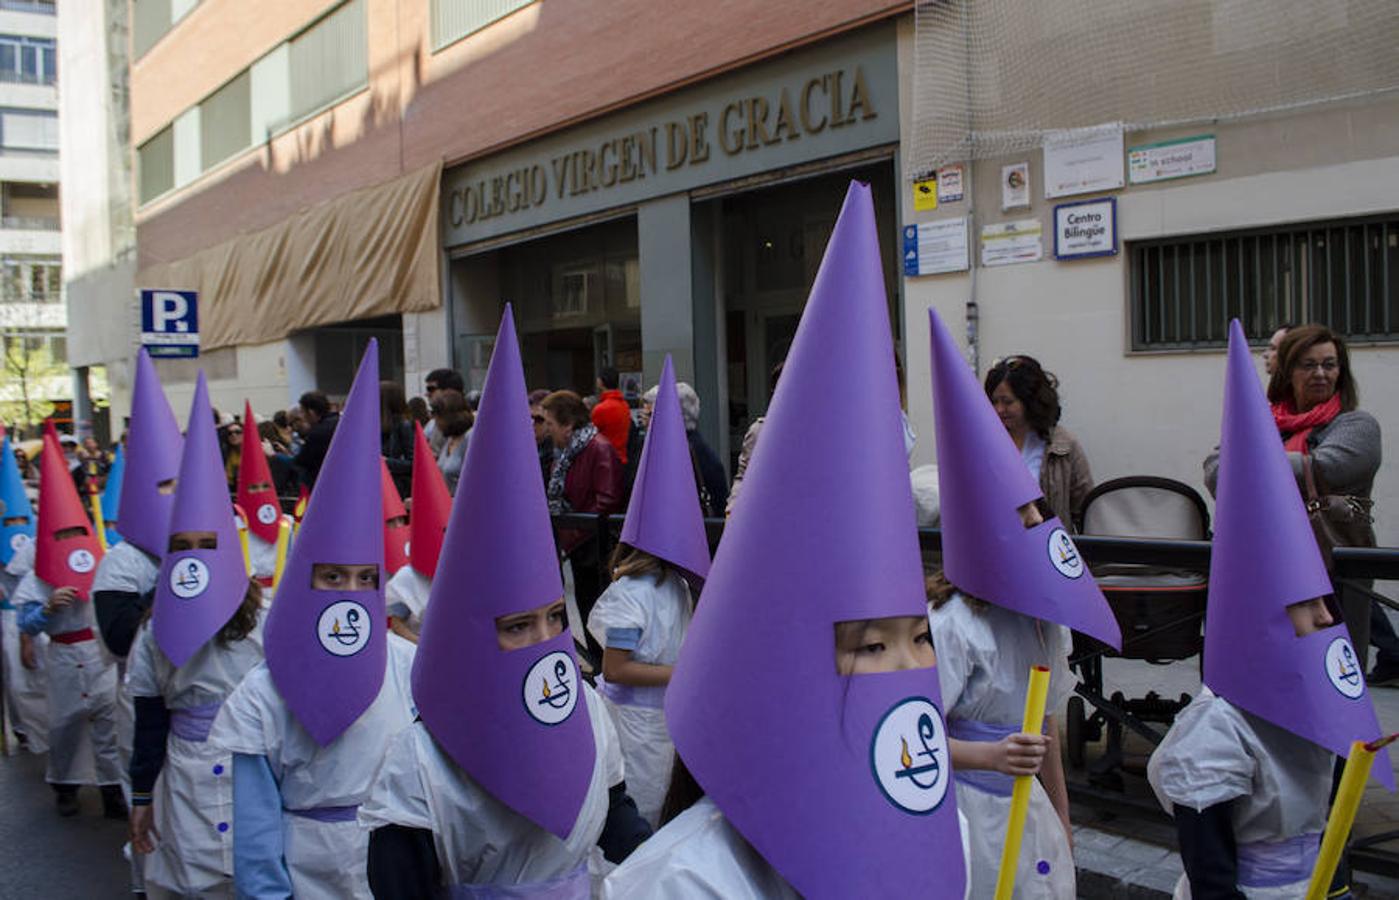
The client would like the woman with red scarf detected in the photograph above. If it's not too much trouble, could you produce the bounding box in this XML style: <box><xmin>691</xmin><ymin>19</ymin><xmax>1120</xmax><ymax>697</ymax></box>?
<box><xmin>1205</xmin><ymin>323</ymin><xmax>1391</xmax><ymax>683</ymax></box>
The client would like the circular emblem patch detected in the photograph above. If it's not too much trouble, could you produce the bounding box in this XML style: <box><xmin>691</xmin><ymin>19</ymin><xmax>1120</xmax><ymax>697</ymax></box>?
<box><xmin>256</xmin><ymin>503</ymin><xmax>279</xmax><ymax>525</ymax></box>
<box><xmin>871</xmin><ymin>696</ymin><xmax>950</xmax><ymax>815</ymax></box>
<box><xmin>317</xmin><ymin>600</ymin><xmax>371</xmax><ymax>657</ymax></box>
<box><xmin>168</xmin><ymin>556</ymin><xmax>211</xmax><ymax>600</ymax></box>
<box><xmin>522</xmin><ymin>651</ymin><xmax>579</xmax><ymax>726</ymax></box>
<box><xmin>1047</xmin><ymin>527</ymin><xmax>1084</xmax><ymax>579</ymax></box>
<box><xmin>67</xmin><ymin>548</ymin><xmax>95</xmax><ymax>574</ymax></box>
<box><xmin>9</xmin><ymin>532</ymin><xmax>30</xmax><ymax>553</ymax></box>
<box><xmin>1326</xmin><ymin>636</ymin><xmax>1365</xmax><ymax>699</ymax></box>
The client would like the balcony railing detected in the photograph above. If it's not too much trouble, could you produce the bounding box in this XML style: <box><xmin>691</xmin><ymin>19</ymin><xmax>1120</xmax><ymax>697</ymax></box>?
<box><xmin>0</xmin><ymin>0</ymin><xmax>56</xmax><ymax>12</ymax></box>
<box><xmin>0</xmin><ymin>216</ymin><xmax>59</xmax><ymax>231</ymax></box>
<box><xmin>0</xmin><ymin>70</ymin><xmax>56</xmax><ymax>87</ymax></box>
<box><xmin>0</xmin><ymin>288</ymin><xmax>62</xmax><ymax>305</ymax></box>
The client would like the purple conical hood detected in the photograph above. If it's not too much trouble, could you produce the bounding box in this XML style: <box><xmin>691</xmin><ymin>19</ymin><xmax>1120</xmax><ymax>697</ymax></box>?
<box><xmin>263</xmin><ymin>341</ymin><xmax>387</xmax><ymax>746</ymax></box>
<box><xmin>617</xmin><ymin>356</ymin><xmax>710</xmax><ymax>581</ymax></box>
<box><xmin>666</xmin><ymin>182</ymin><xmax>965</xmax><ymax>899</ymax></box>
<box><xmin>412</xmin><ymin>306</ymin><xmax>595</xmax><ymax>840</ymax></box>
<box><xmin>152</xmin><ymin>373</ymin><xmax>249</xmax><ymax>667</ymax></box>
<box><xmin>1206</xmin><ymin>320</ymin><xmax>1391</xmax><ymax>786</ymax></box>
<box><xmin>928</xmin><ymin>308</ymin><xmax>1121</xmax><ymax>648</ymax></box>
<box><xmin>118</xmin><ymin>348</ymin><xmax>184</xmax><ymax>556</ymax></box>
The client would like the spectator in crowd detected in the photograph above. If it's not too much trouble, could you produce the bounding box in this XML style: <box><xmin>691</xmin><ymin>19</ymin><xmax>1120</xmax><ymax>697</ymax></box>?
<box><xmin>465</xmin><ymin>389</ymin><xmax>482</xmax><ymax>412</ymax></box>
<box><xmin>725</xmin><ymin>361</ymin><xmax>783</xmax><ymax>518</ymax></box>
<box><xmin>218</xmin><ymin>418</ymin><xmax>243</xmax><ymax>493</ymax></box>
<box><xmin>292</xmin><ymin>390</ymin><xmax>338</xmax><ymax>488</ymax></box>
<box><xmin>406</xmin><ymin>396</ymin><xmax>431</xmax><ymax>429</ymax></box>
<box><xmin>645</xmin><ymin>381</ymin><xmax>726</xmax><ymax>518</ymax></box>
<box><xmin>423</xmin><ymin>368</ymin><xmax>465</xmax><ymax>455</ymax></box>
<box><xmin>591</xmin><ymin>366</ymin><xmax>632</xmax><ymax>465</ymax></box>
<box><xmin>1205</xmin><ymin>324</ymin><xmax>1393</xmax><ymax>684</ymax></box>
<box><xmin>1262</xmin><ymin>323</ymin><xmax>1292</xmax><ymax>376</ymax></box>
<box><xmin>380</xmin><ymin>381</ymin><xmax>415</xmax><ymax>499</ymax></box>
<box><xmin>283</xmin><ymin>408</ymin><xmax>307</xmax><ymax>456</ymax></box>
<box><xmin>55</xmin><ymin>433</ymin><xmax>90</xmax><ymax>496</ymax></box>
<box><xmin>541</xmin><ymin>389</ymin><xmax>623</xmax><ymax>632</ymax></box>
<box><xmin>984</xmin><ymin>355</ymin><xmax>1093</xmax><ymax>530</ymax></box>
<box><xmin>431</xmin><ymin>389</ymin><xmax>473</xmax><ymax>494</ymax></box>
<box><xmin>257</xmin><ymin>419</ymin><xmax>297</xmax><ymax>497</ymax></box>
<box><xmin>528</xmin><ymin>388</ymin><xmax>552</xmax><ymax>483</ymax></box>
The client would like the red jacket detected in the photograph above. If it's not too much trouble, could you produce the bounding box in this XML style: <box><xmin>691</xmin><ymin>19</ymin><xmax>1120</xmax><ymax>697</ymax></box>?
<box><xmin>560</xmin><ymin>435</ymin><xmax>624</xmax><ymax>554</ymax></box>
<box><xmin>590</xmin><ymin>390</ymin><xmax>631</xmax><ymax>464</ymax></box>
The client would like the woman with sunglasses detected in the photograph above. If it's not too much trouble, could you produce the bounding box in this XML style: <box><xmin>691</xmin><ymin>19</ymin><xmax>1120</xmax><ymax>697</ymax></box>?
<box><xmin>984</xmin><ymin>355</ymin><xmax>1094</xmax><ymax>530</ymax></box>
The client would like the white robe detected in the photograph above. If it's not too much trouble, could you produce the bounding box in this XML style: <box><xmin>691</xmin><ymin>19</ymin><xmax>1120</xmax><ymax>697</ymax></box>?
<box><xmin>601</xmin><ymin>797</ymin><xmax>974</xmax><ymax>899</ymax></box>
<box><xmin>929</xmin><ymin>595</ymin><xmax>1077</xmax><ymax>900</ymax></box>
<box><xmin>208</xmin><ymin>633</ymin><xmax>418</xmax><ymax>900</ymax></box>
<box><xmin>360</xmin><ymin>684</ymin><xmax>624</xmax><ymax>897</ymax></box>
<box><xmin>13</xmin><ymin>571</ymin><xmax>120</xmax><ymax>785</ymax></box>
<box><xmin>384</xmin><ymin>565</ymin><xmax>431</xmax><ymax>633</ymax></box>
<box><xmin>92</xmin><ymin>540</ymin><xmax>160</xmax><ymax>752</ymax></box>
<box><xmin>1148</xmin><ymin>688</ymin><xmax>1334</xmax><ymax>899</ymax></box>
<box><xmin>585</xmin><ymin>571</ymin><xmax>692</xmax><ymax>826</ymax></box>
<box><xmin>246</xmin><ymin>532</ymin><xmax>280</xmax><ymax>582</ymax></box>
<box><xmin>126</xmin><ymin>612</ymin><xmax>266</xmax><ymax>896</ymax></box>
<box><xmin>2</xmin><ymin>545</ymin><xmax>49</xmax><ymax>752</ymax></box>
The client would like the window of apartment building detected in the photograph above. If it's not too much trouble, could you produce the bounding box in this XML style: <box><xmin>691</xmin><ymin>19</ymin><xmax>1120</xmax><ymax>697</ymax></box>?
<box><xmin>199</xmin><ymin>70</ymin><xmax>251</xmax><ymax>172</ymax></box>
<box><xmin>0</xmin><ymin>329</ymin><xmax>64</xmax><ymax>363</ymax></box>
<box><xmin>0</xmin><ymin>2</ymin><xmax>57</xmax><ymax>13</ymax></box>
<box><xmin>0</xmin><ymin>35</ymin><xmax>56</xmax><ymax>85</ymax></box>
<box><xmin>1131</xmin><ymin>215</ymin><xmax>1399</xmax><ymax>349</ymax></box>
<box><xmin>0</xmin><ymin>109</ymin><xmax>58</xmax><ymax>152</ymax></box>
<box><xmin>138</xmin><ymin>125</ymin><xmax>175</xmax><ymax>205</ymax></box>
<box><xmin>2</xmin><ymin>182</ymin><xmax>59</xmax><ymax>229</ymax></box>
<box><xmin>289</xmin><ymin>0</ymin><xmax>367</xmax><ymax>122</ymax></box>
<box><xmin>432</xmin><ymin>0</ymin><xmax>535</xmax><ymax>51</ymax></box>
<box><xmin>132</xmin><ymin>0</ymin><xmax>200</xmax><ymax>59</ymax></box>
<box><xmin>1</xmin><ymin>257</ymin><xmax>61</xmax><ymax>302</ymax></box>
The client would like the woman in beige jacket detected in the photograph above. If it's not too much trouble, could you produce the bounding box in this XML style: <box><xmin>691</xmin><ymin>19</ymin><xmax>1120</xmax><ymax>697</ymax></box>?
<box><xmin>984</xmin><ymin>355</ymin><xmax>1094</xmax><ymax>530</ymax></box>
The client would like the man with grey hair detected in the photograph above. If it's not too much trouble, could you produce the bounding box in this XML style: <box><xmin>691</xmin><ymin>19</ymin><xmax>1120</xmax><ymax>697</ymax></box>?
<box><xmin>641</xmin><ymin>380</ymin><xmax>727</xmax><ymax>517</ymax></box>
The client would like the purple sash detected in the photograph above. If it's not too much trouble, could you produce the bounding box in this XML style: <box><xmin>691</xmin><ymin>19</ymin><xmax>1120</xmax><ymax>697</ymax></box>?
<box><xmin>597</xmin><ymin>677</ymin><xmax>665</xmax><ymax>710</ymax></box>
<box><xmin>169</xmin><ymin>701</ymin><xmax>222</xmax><ymax>743</ymax></box>
<box><xmin>948</xmin><ymin>718</ymin><xmax>1018</xmax><ymax>797</ymax></box>
<box><xmin>1237</xmin><ymin>832</ymin><xmax>1320</xmax><ymax>888</ymax></box>
<box><xmin>286</xmin><ymin>804</ymin><xmax>360</xmax><ymax>823</ymax></box>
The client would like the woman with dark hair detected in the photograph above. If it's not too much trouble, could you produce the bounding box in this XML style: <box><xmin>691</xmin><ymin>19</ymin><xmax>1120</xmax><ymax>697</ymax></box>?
<box><xmin>406</xmin><ymin>396</ymin><xmax>431</xmax><ymax>428</ymax></box>
<box><xmin>380</xmin><ymin>382</ymin><xmax>415</xmax><ymax>499</ymax></box>
<box><xmin>218</xmin><ymin>420</ymin><xmax>243</xmax><ymax>494</ymax></box>
<box><xmin>541</xmin><ymin>390</ymin><xmax>623</xmax><ymax>636</ymax></box>
<box><xmin>983</xmin><ymin>355</ymin><xmax>1093</xmax><ymax>529</ymax></box>
<box><xmin>1205</xmin><ymin>324</ymin><xmax>1392</xmax><ymax>683</ymax></box>
<box><xmin>430</xmin><ymin>389</ymin><xmax>473</xmax><ymax>494</ymax></box>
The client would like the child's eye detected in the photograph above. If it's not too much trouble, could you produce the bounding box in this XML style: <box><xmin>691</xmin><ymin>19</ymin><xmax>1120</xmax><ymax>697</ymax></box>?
<box><xmin>915</xmin><ymin>630</ymin><xmax>933</xmax><ymax>646</ymax></box>
<box><xmin>858</xmin><ymin>642</ymin><xmax>886</xmax><ymax>656</ymax></box>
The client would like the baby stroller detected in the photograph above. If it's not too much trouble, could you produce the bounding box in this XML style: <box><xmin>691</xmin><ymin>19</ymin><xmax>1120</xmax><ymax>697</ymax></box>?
<box><xmin>1065</xmin><ymin>477</ymin><xmax>1210</xmax><ymax>785</ymax></box>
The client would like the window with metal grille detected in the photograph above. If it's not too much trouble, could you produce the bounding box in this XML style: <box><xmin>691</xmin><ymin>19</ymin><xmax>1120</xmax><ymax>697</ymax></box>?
<box><xmin>288</xmin><ymin>0</ymin><xmax>366</xmax><ymax>123</ymax></box>
<box><xmin>137</xmin><ymin>125</ymin><xmax>175</xmax><ymax>205</ymax></box>
<box><xmin>432</xmin><ymin>0</ymin><xmax>535</xmax><ymax>52</ymax></box>
<box><xmin>1131</xmin><ymin>215</ymin><xmax>1399</xmax><ymax>349</ymax></box>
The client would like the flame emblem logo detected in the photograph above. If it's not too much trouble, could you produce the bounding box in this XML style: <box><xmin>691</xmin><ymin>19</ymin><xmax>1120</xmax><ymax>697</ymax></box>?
<box><xmin>522</xmin><ymin>651</ymin><xmax>578</xmax><ymax>725</ymax></box>
<box><xmin>1046</xmin><ymin>527</ymin><xmax>1084</xmax><ymax>579</ymax></box>
<box><xmin>168</xmin><ymin>556</ymin><xmax>210</xmax><ymax>600</ymax></box>
<box><xmin>317</xmin><ymin>600</ymin><xmax>372</xmax><ymax>657</ymax></box>
<box><xmin>1326</xmin><ymin>636</ymin><xmax>1365</xmax><ymax>699</ymax></box>
<box><xmin>872</xmin><ymin>697</ymin><xmax>950</xmax><ymax>814</ymax></box>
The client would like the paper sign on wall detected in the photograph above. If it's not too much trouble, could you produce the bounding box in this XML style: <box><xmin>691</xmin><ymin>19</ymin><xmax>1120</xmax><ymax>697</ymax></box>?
<box><xmin>1001</xmin><ymin>162</ymin><xmax>1030</xmax><ymax>210</ymax></box>
<box><xmin>903</xmin><ymin>219</ymin><xmax>970</xmax><ymax>276</ymax></box>
<box><xmin>936</xmin><ymin>164</ymin><xmax>964</xmax><ymax>203</ymax></box>
<box><xmin>1128</xmin><ymin>135</ymin><xmax>1216</xmax><ymax>184</ymax></box>
<box><xmin>1053</xmin><ymin>197</ymin><xmax>1117</xmax><ymax>260</ymax></box>
<box><xmin>1043</xmin><ymin>124</ymin><xmax>1124</xmax><ymax>199</ymax></box>
<box><xmin>913</xmin><ymin>178</ymin><xmax>938</xmax><ymax>211</ymax></box>
<box><xmin>981</xmin><ymin>219</ymin><xmax>1043</xmax><ymax>267</ymax></box>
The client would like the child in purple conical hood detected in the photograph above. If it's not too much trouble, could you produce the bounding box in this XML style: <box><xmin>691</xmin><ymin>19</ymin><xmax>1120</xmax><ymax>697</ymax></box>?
<box><xmin>207</xmin><ymin>341</ymin><xmax>419</xmax><ymax>900</ymax></box>
<box><xmin>607</xmin><ymin>183</ymin><xmax>968</xmax><ymax>899</ymax></box>
<box><xmin>927</xmin><ymin>306</ymin><xmax>1109</xmax><ymax>898</ymax></box>
<box><xmin>1148</xmin><ymin>321</ymin><xmax>1392</xmax><ymax>899</ymax></box>
<box><xmin>585</xmin><ymin>355</ymin><xmax>708</xmax><ymax>827</ymax></box>
<box><xmin>126</xmin><ymin>371</ymin><xmax>267</xmax><ymax>896</ymax></box>
<box><xmin>361</xmin><ymin>307</ymin><xmax>650</xmax><ymax>898</ymax></box>
<box><xmin>93</xmin><ymin>347</ymin><xmax>184</xmax><ymax>661</ymax></box>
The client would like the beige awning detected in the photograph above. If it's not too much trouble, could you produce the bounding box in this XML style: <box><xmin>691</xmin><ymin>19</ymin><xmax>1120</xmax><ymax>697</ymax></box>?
<box><xmin>136</xmin><ymin>160</ymin><xmax>443</xmax><ymax>350</ymax></box>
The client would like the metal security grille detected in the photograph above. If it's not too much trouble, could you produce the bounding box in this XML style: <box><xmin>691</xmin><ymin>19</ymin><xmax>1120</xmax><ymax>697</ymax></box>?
<box><xmin>432</xmin><ymin>0</ymin><xmax>534</xmax><ymax>52</ymax></box>
<box><xmin>1131</xmin><ymin>216</ymin><xmax>1399</xmax><ymax>349</ymax></box>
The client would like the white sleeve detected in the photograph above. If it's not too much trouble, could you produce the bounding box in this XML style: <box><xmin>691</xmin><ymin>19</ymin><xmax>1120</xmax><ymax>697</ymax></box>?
<box><xmin>1043</xmin><ymin>624</ymin><xmax>1077</xmax><ymax>715</ymax></box>
<box><xmin>358</xmin><ymin>725</ymin><xmax>434</xmax><ymax>832</ymax></box>
<box><xmin>208</xmin><ymin>665</ymin><xmax>284</xmax><ymax>760</ymax></box>
<box><xmin>12</xmin><ymin>572</ymin><xmax>49</xmax><ymax>607</ymax></box>
<box><xmin>586</xmin><ymin>579</ymin><xmax>650</xmax><ymax>651</ymax></box>
<box><xmin>125</xmin><ymin>625</ymin><xmax>163</xmax><ymax>698</ymax></box>
<box><xmin>1147</xmin><ymin>693</ymin><xmax>1254</xmax><ymax>812</ymax></box>
<box><xmin>929</xmin><ymin>604</ymin><xmax>970</xmax><ymax>711</ymax></box>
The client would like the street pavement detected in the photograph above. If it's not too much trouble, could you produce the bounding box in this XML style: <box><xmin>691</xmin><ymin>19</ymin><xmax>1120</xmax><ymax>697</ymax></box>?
<box><xmin>0</xmin><ymin>750</ymin><xmax>131</xmax><ymax>899</ymax></box>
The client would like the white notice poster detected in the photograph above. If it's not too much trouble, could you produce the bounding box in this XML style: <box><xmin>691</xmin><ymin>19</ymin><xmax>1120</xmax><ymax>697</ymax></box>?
<box><xmin>1001</xmin><ymin>162</ymin><xmax>1030</xmax><ymax>210</ymax></box>
<box><xmin>980</xmin><ymin>219</ymin><xmax>1043</xmax><ymax>267</ymax></box>
<box><xmin>1043</xmin><ymin>124</ymin><xmax>1124</xmax><ymax>199</ymax></box>
<box><xmin>1128</xmin><ymin>135</ymin><xmax>1216</xmax><ymax>184</ymax></box>
<box><xmin>902</xmin><ymin>219</ymin><xmax>969</xmax><ymax>277</ymax></box>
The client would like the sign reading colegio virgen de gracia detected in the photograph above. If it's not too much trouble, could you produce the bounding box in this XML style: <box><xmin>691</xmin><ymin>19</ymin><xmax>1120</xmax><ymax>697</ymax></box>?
<box><xmin>441</xmin><ymin>24</ymin><xmax>898</xmax><ymax>248</ymax></box>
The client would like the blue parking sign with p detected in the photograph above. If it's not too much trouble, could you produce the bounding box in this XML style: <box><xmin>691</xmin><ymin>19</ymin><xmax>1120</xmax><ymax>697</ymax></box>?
<box><xmin>140</xmin><ymin>289</ymin><xmax>199</xmax><ymax>359</ymax></box>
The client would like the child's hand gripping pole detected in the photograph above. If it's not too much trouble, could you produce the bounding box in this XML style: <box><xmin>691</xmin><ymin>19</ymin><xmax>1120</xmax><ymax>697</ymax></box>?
<box><xmin>271</xmin><ymin>515</ymin><xmax>292</xmax><ymax>592</ymax></box>
<box><xmin>87</xmin><ymin>480</ymin><xmax>108</xmax><ymax>552</ymax></box>
<box><xmin>1305</xmin><ymin>733</ymin><xmax>1398</xmax><ymax>900</ymax></box>
<box><xmin>994</xmin><ymin>665</ymin><xmax>1052</xmax><ymax>900</ymax></box>
<box><xmin>232</xmin><ymin>504</ymin><xmax>252</xmax><ymax>576</ymax></box>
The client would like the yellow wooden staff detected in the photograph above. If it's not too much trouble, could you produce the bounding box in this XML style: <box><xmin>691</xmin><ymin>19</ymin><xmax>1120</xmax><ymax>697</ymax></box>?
<box><xmin>88</xmin><ymin>484</ymin><xmax>109</xmax><ymax>552</ymax></box>
<box><xmin>270</xmin><ymin>516</ymin><xmax>292</xmax><ymax>592</ymax></box>
<box><xmin>994</xmin><ymin>665</ymin><xmax>1052</xmax><ymax>900</ymax></box>
<box><xmin>1305</xmin><ymin>733</ymin><xmax>1399</xmax><ymax>899</ymax></box>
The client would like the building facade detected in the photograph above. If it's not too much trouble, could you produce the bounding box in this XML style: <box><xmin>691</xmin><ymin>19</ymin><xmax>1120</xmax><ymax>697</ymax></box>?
<box><xmin>0</xmin><ymin>0</ymin><xmax>64</xmax><ymax>436</ymax></box>
<box><xmin>62</xmin><ymin>1</ymin><xmax>1399</xmax><ymax>545</ymax></box>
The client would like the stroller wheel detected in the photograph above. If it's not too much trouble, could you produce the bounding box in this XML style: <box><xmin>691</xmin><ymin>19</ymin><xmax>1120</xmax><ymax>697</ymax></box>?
<box><xmin>1066</xmin><ymin>696</ymin><xmax>1087</xmax><ymax>769</ymax></box>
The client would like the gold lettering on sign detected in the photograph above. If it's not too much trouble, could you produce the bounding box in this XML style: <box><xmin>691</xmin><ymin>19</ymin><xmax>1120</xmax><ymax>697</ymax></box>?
<box><xmin>719</xmin><ymin>102</ymin><xmax>744</xmax><ymax>155</ymax></box>
<box><xmin>773</xmin><ymin>87</ymin><xmax>800</xmax><ymax>142</ymax></box>
<box><xmin>801</xmin><ymin>76</ymin><xmax>828</xmax><ymax>133</ymax></box>
<box><xmin>848</xmin><ymin>66</ymin><xmax>875</xmax><ymax>122</ymax></box>
<box><xmin>689</xmin><ymin>112</ymin><xmax>710</xmax><ymax>164</ymax></box>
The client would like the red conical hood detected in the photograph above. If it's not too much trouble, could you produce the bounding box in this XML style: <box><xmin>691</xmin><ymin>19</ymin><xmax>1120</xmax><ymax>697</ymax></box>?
<box><xmin>237</xmin><ymin>400</ymin><xmax>281</xmax><ymax>543</ymax></box>
<box><xmin>381</xmin><ymin>459</ymin><xmax>410</xmax><ymax>575</ymax></box>
<box><xmin>35</xmin><ymin>421</ymin><xmax>103</xmax><ymax>599</ymax></box>
<box><xmin>409</xmin><ymin>422</ymin><xmax>451</xmax><ymax>578</ymax></box>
